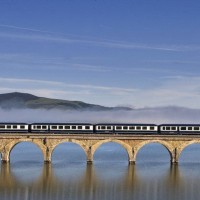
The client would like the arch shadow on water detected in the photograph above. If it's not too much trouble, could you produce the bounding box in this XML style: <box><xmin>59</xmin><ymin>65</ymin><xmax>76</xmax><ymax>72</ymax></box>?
<box><xmin>136</xmin><ymin>142</ymin><xmax>171</xmax><ymax>166</ymax></box>
<box><xmin>9</xmin><ymin>142</ymin><xmax>44</xmax><ymax>184</ymax></box>
<box><xmin>51</xmin><ymin>142</ymin><xmax>87</xmax><ymax>182</ymax></box>
<box><xmin>93</xmin><ymin>142</ymin><xmax>129</xmax><ymax>183</ymax></box>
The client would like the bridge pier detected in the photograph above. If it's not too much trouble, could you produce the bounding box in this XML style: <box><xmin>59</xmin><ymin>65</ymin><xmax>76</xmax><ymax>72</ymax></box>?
<box><xmin>44</xmin><ymin>147</ymin><xmax>51</xmax><ymax>163</ymax></box>
<box><xmin>87</xmin><ymin>160</ymin><xmax>93</xmax><ymax>164</ymax></box>
<box><xmin>128</xmin><ymin>147</ymin><xmax>136</xmax><ymax>165</ymax></box>
<box><xmin>86</xmin><ymin>146</ymin><xmax>93</xmax><ymax>164</ymax></box>
<box><xmin>171</xmin><ymin>148</ymin><xmax>179</xmax><ymax>164</ymax></box>
<box><xmin>171</xmin><ymin>160</ymin><xmax>178</xmax><ymax>165</ymax></box>
<box><xmin>129</xmin><ymin>160</ymin><xmax>135</xmax><ymax>165</ymax></box>
<box><xmin>1</xmin><ymin>150</ymin><xmax>10</xmax><ymax>163</ymax></box>
<box><xmin>1</xmin><ymin>159</ymin><xmax>9</xmax><ymax>163</ymax></box>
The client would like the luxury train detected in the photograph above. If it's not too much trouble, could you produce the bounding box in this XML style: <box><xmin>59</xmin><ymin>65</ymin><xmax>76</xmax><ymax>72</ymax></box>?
<box><xmin>0</xmin><ymin>123</ymin><xmax>200</xmax><ymax>135</ymax></box>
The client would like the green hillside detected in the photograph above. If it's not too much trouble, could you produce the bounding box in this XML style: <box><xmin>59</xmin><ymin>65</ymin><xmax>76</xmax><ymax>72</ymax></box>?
<box><xmin>0</xmin><ymin>92</ymin><xmax>132</xmax><ymax>111</ymax></box>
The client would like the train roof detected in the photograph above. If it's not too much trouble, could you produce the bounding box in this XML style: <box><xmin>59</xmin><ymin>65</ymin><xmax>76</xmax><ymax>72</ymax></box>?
<box><xmin>95</xmin><ymin>123</ymin><xmax>157</xmax><ymax>126</ymax></box>
<box><xmin>159</xmin><ymin>124</ymin><xmax>200</xmax><ymax>126</ymax></box>
<box><xmin>30</xmin><ymin>123</ymin><xmax>93</xmax><ymax>125</ymax></box>
<box><xmin>2</xmin><ymin>123</ymin><xmax>200</xmax><ymax>126</ymax></box>
<box><xmin>0</xmin><ymin>122</ymin><xmax>28</xmax><ymax>125</ymax></box>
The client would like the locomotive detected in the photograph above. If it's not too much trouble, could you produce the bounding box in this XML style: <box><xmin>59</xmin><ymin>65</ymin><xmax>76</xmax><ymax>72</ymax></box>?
<box><xmin>0</xmin><ymin>123</ymin><xmax>200</xmax><ymax>135</ymax></box>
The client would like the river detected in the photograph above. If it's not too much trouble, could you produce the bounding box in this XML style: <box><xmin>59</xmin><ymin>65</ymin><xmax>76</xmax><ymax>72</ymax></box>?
<box><xmin>0</xmin><ymin>142</ymin><xmax>200</xmax><ymax>200</ymax></box>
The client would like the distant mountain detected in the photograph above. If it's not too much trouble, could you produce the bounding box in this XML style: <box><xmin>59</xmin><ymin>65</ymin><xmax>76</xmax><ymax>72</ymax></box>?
<box><xmin>0</xmin><ymin>92</ymin><xmax>133</xmax><ymax>111</ymax></box>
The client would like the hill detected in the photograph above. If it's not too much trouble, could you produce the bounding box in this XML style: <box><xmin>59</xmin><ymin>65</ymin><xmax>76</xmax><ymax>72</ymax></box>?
<box><xmin>0</xmin><ymin>92</ymin><xmax>132</xmax><ymax>111</ymax></box>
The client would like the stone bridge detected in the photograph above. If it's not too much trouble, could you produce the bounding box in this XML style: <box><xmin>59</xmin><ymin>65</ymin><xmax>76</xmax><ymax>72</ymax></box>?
<box><xmin>0</xmin><ymin>134</ymin><xmax>200</xmax><ymax>164</ymax></box>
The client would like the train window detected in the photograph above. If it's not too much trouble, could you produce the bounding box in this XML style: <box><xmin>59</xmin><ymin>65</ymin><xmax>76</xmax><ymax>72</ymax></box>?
<box><xmin>37</xmin><ymin>126</ymin><xmax>41</xmax><ymax>129</ymax></box>
<box><xmin>42</xmin><ymin>126</ymin><xmax>47</xmax><ymax>129</ymax></box>
<box><xmin>101</xmin><ymin>126</ymin><xmax>106</xmax><ymax>129</ymax></box>
<box><xmin>171</xmin><ymin>127</ymin><xmax>176</xmax><ymax>131</ymax></box>
<box><xmin>52</xmin><ymin>126</ymin><xmax>57</xmax><ymax>129</ymax></box>
<box><xmin>65</xmin><ymin>126</ymin><xmax>70</xmax><ymax>129</ymax></box>
<box><xmin>107</xmin><ymin>126</ymin><xmax>112</xmax><ymax>130</ymax></box>
<box><xmin>162</xmin><ymin>127</ymin><xmax>166</xmax><ymax>130</ymax></box>
<box><xmin>136</xmin><ymin>126</ymin><xmax>141</xmax><ymax>130</ymax></box>
<box><xmin>78</xmin><ymin>126</ymin><xmax>82</xmax><ymax>129</ymax></box>
<box><xmin>13</xmin><ymin>125</ymin><xmax>17</xmax><ymax>129</ymax></box>
<box><xmin>180</xmin><ymin>127</ymin><xmax>186</xmax><ymax>130</ymax></box>
<box><xmin>188</xmin><ymin>127</ymin><xmax>192</xmax><ymax>130</ymax></box>
<box><xmin>20</xmin><ymin>125</ymin><xmax>25</xmax><ymax>129</ymax></box>
<box><xmin>0</xmin><ymin>125</ymin><xmax>5</xmax><ymax>129</ymax></box>
<box><xmin>194</xmin><ymin>127</ymin><xmax>200</xmax><ymax>131</ymax></box>
<box><xmin>150</xmin><ymin>127</ymin><xmax>155</xmax><ymax>130</ymax></box>
<box><xmin>85</xmin><ymin>126</ymin><xmax>90</xmax><ymax>130</ymax></box>
<box><xmin>142</xmin><ymin>126</ymin><xmax>147</xmax><ymax>130</ymax></box>
<box><xmin>59</xmin><ymin>126</ymin><xmax>64</xmax><ymax>129</ymax></box>
<box><xmin>129</xmin><ymin>126</ymin><xmax>135</xmax><ymax>130</ymax></box>
<box><xmin>72</xmin><ymin>126</ymin><xmax>76</xmax><ymax>129</ymax></box>
<box><xmin>7</xmin><ymin>125</ymin><xmax>11</xmax><ymax>129</ymax></box>
<box><xmin>116</xmin><ymin>126</ymin><xmax>122</xmax><ymax>130</ymax></box>
<box><xmin>123</xmin><ymin>126</ymin><xmax>128</xmax><ymax>130</ymax></box>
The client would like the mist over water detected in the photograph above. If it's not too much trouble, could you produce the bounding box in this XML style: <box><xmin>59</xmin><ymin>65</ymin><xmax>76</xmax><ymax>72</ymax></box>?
<box><xmin>0</xmin><ymin>106</ymin><xmax>200</xmax><ymax>123</ymax></box>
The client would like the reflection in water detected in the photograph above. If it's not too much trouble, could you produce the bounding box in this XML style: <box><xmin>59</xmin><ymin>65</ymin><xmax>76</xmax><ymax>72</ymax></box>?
<box><xmin>1</xmin><ymin>162</ymin><xmax>200</xmax><ymax>200</ymax></box>
<box><xmin>1</xmin><ymin>143</ymin><xmax>200</xmax><ymax>200</ymax></box>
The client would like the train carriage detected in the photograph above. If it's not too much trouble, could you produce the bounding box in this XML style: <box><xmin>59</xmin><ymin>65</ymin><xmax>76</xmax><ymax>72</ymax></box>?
<box><xmin>95</xmin><ymin>124</ymin><xmax>114</xmax><ymax>134</ymax></box>
<box><xmin>30</xmin><ymin>123</ymin><xmax>93</xmax><ymax>134</ymax></box>
<box><xmin>49</xmin><ymin>123</ymin><xmax>93</xmax><ymax>134</ymax></box>
<box><xmin>30</xmin><ymin>123</ymin><xmax>49</xmax><ymax>133</ymax></box>
<box><xmin>159</xmin><ymin>124</ymin><xmax>200</xmax><ymax>135</ymax></box>
<box><xmin>95</xmin><ymin>124</ymin><xmax>158</xmax><ymax>134</ymax></box>
<box><xmin>113</xmin><ymin>124</ymin><xmax>158</xmax><ymax>134</ymax></box>
<box><xmin>159</xmin><ymin>124</ymin><xmax>179</xmax><ymax>134</ymax></box>
<box><xmin>179</xmin><ymin>124</ymin><xmax>200</xmax><ymax>135</ymax></box>
<box><xmin>0</xmin><ymin>123</ymin><xmax>29</xmax><ymax>133</ymax></box>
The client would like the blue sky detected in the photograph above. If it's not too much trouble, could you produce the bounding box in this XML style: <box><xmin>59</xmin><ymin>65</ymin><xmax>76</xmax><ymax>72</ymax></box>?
<box><xmin>0</xmin><ymin>0</ymin><xmax>200</xmax><ymax>108</ymax></box>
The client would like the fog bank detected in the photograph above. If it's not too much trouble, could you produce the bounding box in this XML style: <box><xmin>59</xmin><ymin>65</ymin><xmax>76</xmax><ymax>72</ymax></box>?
<box><xmin>0</xmin><ymin>106</ymin><xmax>200</xmax><ymax>124</ymax></box>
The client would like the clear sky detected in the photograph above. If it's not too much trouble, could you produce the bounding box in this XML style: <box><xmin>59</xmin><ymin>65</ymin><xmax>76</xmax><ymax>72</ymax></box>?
<box><xmin>0</xmin><ymin>0</ymin><xmax>200</xmax><ymax>108</ymax></box>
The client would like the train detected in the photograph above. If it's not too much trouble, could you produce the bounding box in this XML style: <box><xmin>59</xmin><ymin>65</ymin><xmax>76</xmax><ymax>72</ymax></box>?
<box><xmin>0</xmin><ymin>123</ymin><xmax>200</xmax><ymax>135</ymax></box>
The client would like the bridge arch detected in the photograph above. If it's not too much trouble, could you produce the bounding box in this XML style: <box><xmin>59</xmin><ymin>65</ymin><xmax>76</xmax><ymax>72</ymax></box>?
<box><xmin>134</xmin><ymin>140</ymin><xmax>174</xmax><ymax>162</ymax></box>
<box><xmin>177</xmin><ymin>140</ymin><xmax>200</xmax><ymax>161</ymax></box>
<box><xmin>92</xmin><ymin>139</ymin><xmax>133</xmax><ymax>163</ymax></box>
<box><xmin>49</xmin><ymin>139</ymin><xmax>88</xmax><ymax>161</ymax></box>
<box><xmin>3</xmin><ymin>139</ymin><xmax>46</xmax><ymax>162</ymax></box>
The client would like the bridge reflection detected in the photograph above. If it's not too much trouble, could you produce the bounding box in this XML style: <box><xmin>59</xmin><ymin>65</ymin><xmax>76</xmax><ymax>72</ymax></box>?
<box><xmin>1</xmin><ymin>161</ymin><xmax>199</xmax><ymax>200</ymax></box>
